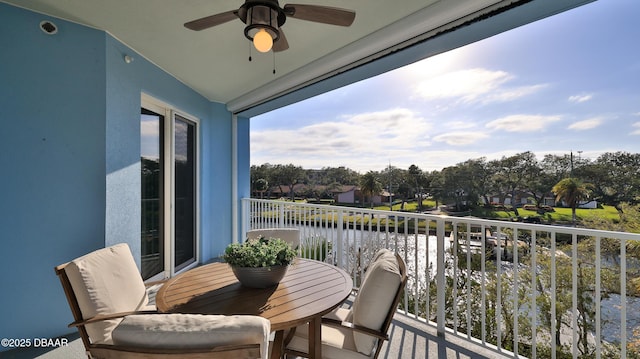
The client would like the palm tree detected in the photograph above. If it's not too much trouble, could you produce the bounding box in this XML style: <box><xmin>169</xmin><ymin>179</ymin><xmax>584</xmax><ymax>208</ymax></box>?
<box><xmin>552</xmin><ymin>177</ymin><xmax>592</xmax><ymax>226</ymax></box>
<box><xmin>359</xmin><ymin>171</ymin><xmax>382</xmax><ymax>208</ymax></box>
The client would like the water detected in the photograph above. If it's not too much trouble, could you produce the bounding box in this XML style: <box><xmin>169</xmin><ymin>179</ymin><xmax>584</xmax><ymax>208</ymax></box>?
<box><xmin>296</xmin><ymin>224</ymin><xmax>448</xmax><ymax>281</ymax></box>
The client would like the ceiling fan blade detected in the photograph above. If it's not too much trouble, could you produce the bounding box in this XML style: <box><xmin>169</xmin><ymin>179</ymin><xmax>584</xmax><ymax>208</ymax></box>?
<box><xmin>184</xmin><ymin>10</ymin><xmax>239</xmax><ymax>31</ymax></box>
<box><xmin>283</xmin><ymin>4</ymin><xmax>355</xmax><ymax>27</ymax></box>
<box><xmin>273</xmin><ymin>30</ymin><xmax>289</xmax><ymax>52</ymax></box>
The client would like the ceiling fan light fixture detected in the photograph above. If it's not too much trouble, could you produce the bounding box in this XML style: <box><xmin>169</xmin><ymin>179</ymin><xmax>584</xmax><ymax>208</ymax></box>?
<box><xmin>244</xmin><ymin>4</ymin><xmax>281</xmax><ymax>53</ymax></box>
<box><xmin>253</xmin><ymin>28</ymin><xmax>273</xmax><ymax>52</ymax></box>
<box><xmin>184</xmin><ymin>1</ymin><xmax>355</xmax><ymax>54</ymax></box>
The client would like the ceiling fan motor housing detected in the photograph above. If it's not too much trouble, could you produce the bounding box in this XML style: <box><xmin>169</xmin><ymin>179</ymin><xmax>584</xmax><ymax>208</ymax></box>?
<box><xmin>240</xmin><ymin>0</ymin><xmax>286</xmax><ymax>42</ymax></box>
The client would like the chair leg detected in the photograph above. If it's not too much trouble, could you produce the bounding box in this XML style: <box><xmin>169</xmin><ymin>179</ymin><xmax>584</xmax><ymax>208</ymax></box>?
<box><xmin>271</xmin><ymin>330</ymin><xmax>285</xmax><ymax>359</ymax></box>
<box><xmin>283</xmin><ymin>327</ymin><xmax>297</xmax><ymax>346</ymax></box>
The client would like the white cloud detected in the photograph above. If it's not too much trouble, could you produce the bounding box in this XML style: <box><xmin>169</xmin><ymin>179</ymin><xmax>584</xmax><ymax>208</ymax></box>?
<box><xmin>486</xmin><ymin>114</ymin><xmax>562</xmax><ymax>132</ymax></box>
<box><xmin>433</xmin><ymin>131</ymin><xmax>489</xmax><ymax>146</ymax></box>
<box><xmin>396</xmin><ymin>50</ymin><xmax>467</xmax><ymax>79</ymax></box>
<box><xmin>568</xmin><ymin>94</ymin><xmax>594</xmax><ymax>103</ymax></box>
<box><xmin>414</xmin><ymin>68</ymin><xmax>510</xmax><ymax>102</ymax></box>
<box><xmin>485</xmin><ymin>84</ymin><xmax>547</xmax><ymax>103</ymax></box>
<box><xmin>568</xmin><ymin>117</ymin><xmax>603</xmax><ymax>130</ymax></box>
<box><xmin>140</xmin><ymin>118</ymin><xmax>160</xmax><ymax>158</ymax></box>
<box><xmin>632</xmin><ymin>122</ymin><xmax>640</xmax><ymax>135</ymax></box>
<box><xmin>445</xmin><ymin>121</ymin><xmax>476</xmax><ymax>130</ymax></box>
<box><xmin>412</xmin><ymin>68</ymin><xmax>546</xmax><ymax>105</ymax></box>
<box><xmin>140</xmin><ymin>118</ymin><xmax>159</xmax><ymax>136</ymax></box>
<box><xmin>251</xmin><ymin>108</ymin><xmax>434</xmax><ymax>172</ymax></box>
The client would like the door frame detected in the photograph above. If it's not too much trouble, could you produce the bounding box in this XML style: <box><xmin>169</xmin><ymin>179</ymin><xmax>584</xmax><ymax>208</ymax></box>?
<box><xmin>141</xmin><ymin>93</ymin><xmax>200</xmax><ymax>280</ymax></box>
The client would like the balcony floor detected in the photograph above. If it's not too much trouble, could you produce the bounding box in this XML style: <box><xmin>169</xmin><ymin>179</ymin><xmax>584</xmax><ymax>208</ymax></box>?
<box><xmin>380</xmin><ymin>312</ymin><xmax>513</xmax><ymax>359</ymax></box>
<box><xmin>2</xmin><ymin>313</ymin><xmax>513</xmax><ymax>359</ymax></box>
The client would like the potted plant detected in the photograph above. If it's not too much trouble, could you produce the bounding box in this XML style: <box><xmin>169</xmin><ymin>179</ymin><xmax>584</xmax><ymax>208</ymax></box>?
<box><xmin>223</xmin><ymin>236</ymin><xmax>296</xmax><ymax>288</ymax></box>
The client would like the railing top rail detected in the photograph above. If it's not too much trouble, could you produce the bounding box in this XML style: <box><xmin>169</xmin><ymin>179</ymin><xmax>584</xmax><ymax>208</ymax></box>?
<box><xmin>242</xmin><ymin>198</ymin><xmax>640</xmax><ymax>241</ymax></box>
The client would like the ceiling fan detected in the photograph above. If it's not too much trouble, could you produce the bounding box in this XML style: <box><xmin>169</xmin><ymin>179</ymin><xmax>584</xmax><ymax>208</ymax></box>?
<box><xmin>184</xmin><ymin>0</ymin><xmax>356</xmax><ymax>53</ymax></box>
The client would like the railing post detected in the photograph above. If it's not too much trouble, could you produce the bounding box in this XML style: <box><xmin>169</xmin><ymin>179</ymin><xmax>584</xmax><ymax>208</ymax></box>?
<box><xmin>279</xmin><ymin>203</ymin><xmax>285</xmax><ymax>227</ymax></box>
<box><xmin>238</xmin><ymin>198</ymin><xmax>247</xmax><ymax>244</ymax></box>
<box><xmin>436</xmin><ymin>217</ymin><xmax>446</xmax><ymax>337</ymax></box>
<box><xmin>337</xmin><ymin>210</ymin><xmax>344</xmax><ymax>268</ymax></box>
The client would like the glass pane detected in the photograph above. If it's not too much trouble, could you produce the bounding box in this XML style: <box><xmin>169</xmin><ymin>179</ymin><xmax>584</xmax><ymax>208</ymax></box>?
<box><xmin>174</xmin><ymin>115</ymin><xmax>196</xmax><ymax>270</ymax></box>
<box><xmin>141</xmin><ymin>109</ymin><xmax>163</xmax><ymax>280</ymax></box>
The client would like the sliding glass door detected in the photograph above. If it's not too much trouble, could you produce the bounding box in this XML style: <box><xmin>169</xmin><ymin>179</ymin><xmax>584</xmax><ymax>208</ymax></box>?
<box><xmin>173</xmin><ymin>115</ymin><xmax>196</xmax><ymax>272</ymax></box>
<box><xmin>141</xmin><ymin>95</ymin><xmax>198</xmax><ymax>280</ymax></box>
<box><xmin>141</xmin><ymin>108</ymin><xmax>164</xmax><ymax>280</ymax></box>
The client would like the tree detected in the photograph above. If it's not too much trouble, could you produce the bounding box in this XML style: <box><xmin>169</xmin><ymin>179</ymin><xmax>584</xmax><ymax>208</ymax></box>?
<box><xmin>377</xmin><ymin>165</ymin><xmax>405</xmax><ymax>209</ymax></box>
<box><xmin>396</xmin><ymin>181</ymin><xmax>411</xmax><ymax>210</ymax></box>
<box><xmin>540</xmin><ymin>154</ymin><xmax>572</xmax><ymax>182</ymax></box>
<box><xmin>359</xmin><ymin>171</ymin><xmax>382</xmax><ymax>208</ymax></box>
<box><xmin>408</xmin><ymin>164</ymin><xmax>424</xmax><ymax>211</ymax></box>
<box><xmin>463</xmin><ymin>157</ymin><xmax>493</xmax><ymax>207</ymax></box>
<box><xmin>580</xmin><ymin>152</ymin><xmax>640</xmax><ymax>211</ymax></box>
<box><xmin>273</xmin><ymin>164</ymin><xmax>306</xmax><ymax>201</ymax></box>
<box><xmin>254</xmin><ymin>178</ymin><xmax>268</xmax><ymax>199</ymax></box>
<box><xmin>552</xmin><ymin>177</ymin><xmax>592</xmax><ymax>226</ymax></box>
<box><xmin>439</xmin><ymin>165</ymin><xmax>465</xmax><ymax>210</ymax></box>
<box><xmin>427</xmin><ymin>170</ymin><xmax>445</xmax><ymax>209</ymax></box>
<box><xmin>534</xmin><ymin>154</ymin><xmax>576</xmax><ymax>207</ymax></box>
<box><xmin>493</xmin><ymin>152</ymin><xmax>539</xmax><ymax>216</ymax></box>
<box><xmin>251</xmin><ymin>163</ymin><xmax>277</xmax><ymax>198</ymax></box>
<box><xmin>317</xmin><ymin>166</ymin><xmax>360</xmax><ymax>185</ymax></box>
<box><xmin>456</xmin><ymin>158</ymin><xmax>490</xmax><ymax>208</ymax></box>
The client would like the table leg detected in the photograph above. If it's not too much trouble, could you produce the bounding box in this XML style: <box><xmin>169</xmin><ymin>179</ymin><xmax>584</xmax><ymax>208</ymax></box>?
<box><xmin>308</xmin><ymin>317</ymin><xmax>322</xmax><ymax>359</ymax></box>
<box><xmin>271</xmin><ymin>330</ymin><xmax>285</xmax><ymax>359</ymax></box>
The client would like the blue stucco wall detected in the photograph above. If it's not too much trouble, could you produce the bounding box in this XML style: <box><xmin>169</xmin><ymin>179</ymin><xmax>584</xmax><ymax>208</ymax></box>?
<box><xmin>0</xmin><ymin>3</ymin><xmax>107</xmax><ymax>341</ymax></box>
<box><xmin>0</xmin><ymin>2</ymin><xmax>240</xmax><ymax>344</ymax></box>
<box><xmin>201</xmin><ymin>102</ymin><xmax>236</xmax><ymax>259</ymax></box>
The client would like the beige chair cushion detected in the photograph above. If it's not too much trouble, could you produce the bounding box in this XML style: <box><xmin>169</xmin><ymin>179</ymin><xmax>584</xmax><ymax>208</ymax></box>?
<box><xmin>246</xmin><ymin>228</ymin><xmax>300</xmax><ymax>249</ymax></box>
<box><xmin>351</xmin><ymin>249</ymin><xmax>401</xmax><ymax>355</ymax></box>
<box><xmin>360</xmin><ymin>248</ymin><xmax>392</xmax><ymax>285</ymax></box>
<box><xmin>286</xmin><ymin>321</ymin><xmax>369</xmax><ymax>359</ymax></box>
<box><xmin>112</xmin><ymin>314</ymin><xmax>271</xmax><ymax>359</ymax></box>
<box><xmin>65</xmin><ymin>243</ymin><xmax>149</xmax><ymax>344</ymax></box>
<box><xmin>324</xmin><ymin>306</ymin><xmax>353</xmax><ymax>323</ymax></box>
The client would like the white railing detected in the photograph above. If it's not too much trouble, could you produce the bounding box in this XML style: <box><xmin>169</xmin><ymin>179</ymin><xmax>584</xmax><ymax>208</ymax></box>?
<box><xmin>241</xmin><ymin>198</ymin><xmax>640</xmax><ymax>358</ymax></box>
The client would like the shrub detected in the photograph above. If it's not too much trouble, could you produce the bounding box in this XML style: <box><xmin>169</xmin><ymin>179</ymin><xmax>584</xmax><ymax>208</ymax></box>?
<box><xmin>223</xmin><ymin>237</ymin><xmax>296</xmax><ymax>267</ymax></box>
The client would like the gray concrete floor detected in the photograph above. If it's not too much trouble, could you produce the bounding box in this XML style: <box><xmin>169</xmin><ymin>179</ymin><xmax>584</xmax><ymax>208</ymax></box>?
<box><xmin>1</xmin><ymin>314</ymin><xmax>515</xmax><ymax>359</ymax></box>
<box><xmin>379</xmin><ymin>313</ymin><xmax>515</xmax><ymax>359</ymax></box>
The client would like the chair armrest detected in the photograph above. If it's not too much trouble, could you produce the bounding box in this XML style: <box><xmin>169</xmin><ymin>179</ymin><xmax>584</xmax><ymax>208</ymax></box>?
<box><xmin>321</xmin><ymin>318</ymin><xmax>388</xmax><ymax>341</ymax></box>
<box><xmin>68</xmin><ymin>310</ymin><xmax>158</xmax><ymax>328</ymax></box>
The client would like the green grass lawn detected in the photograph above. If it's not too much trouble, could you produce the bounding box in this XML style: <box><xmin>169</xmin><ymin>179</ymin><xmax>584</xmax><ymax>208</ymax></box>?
<box><xmin>373</xmin><ymin>199</ymin><xmax>437</xmax><ymax>212</ymax></box>
<box><xmin>472</xmin><ymin>204</ymin><xmax>620</xmax><ymax>223</ymax></box>
<box><xmin>288</xmin><ymin>197</ymin><xmax>622</xmax><ymax>226</ymax></box>
<box><xmin>375</xmin><ymin>200</ymin><xmax>622</xmax><ymax>225</ymax></box>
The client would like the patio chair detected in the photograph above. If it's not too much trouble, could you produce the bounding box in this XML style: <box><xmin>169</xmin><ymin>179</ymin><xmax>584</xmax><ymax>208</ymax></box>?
<box><xmin>246</xmin><ymin>228</ymin><xmax>300</xmax><ymax>249</ymax></box>
<box><xmin>55</xmin><ymin>243</ymin><xmax>270</xmax><ymax>359</ymax></box>
<box><xmin>282</xmin><ymin>249</ymin><xmax>407</xmax><ymax>359</ymax></box>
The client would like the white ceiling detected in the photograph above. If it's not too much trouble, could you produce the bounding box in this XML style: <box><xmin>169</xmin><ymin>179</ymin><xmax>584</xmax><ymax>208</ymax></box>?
<box><xmin>4</xmin><ymin>0</ymin><xmax>593</xmax><ymax>113</ymax></box>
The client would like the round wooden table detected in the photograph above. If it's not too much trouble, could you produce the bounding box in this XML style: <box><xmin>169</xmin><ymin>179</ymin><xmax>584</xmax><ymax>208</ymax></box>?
<box><xmin>156</xmin><ymin>258</ymin><xmax>353</xmax><ymax>359</ymax></box>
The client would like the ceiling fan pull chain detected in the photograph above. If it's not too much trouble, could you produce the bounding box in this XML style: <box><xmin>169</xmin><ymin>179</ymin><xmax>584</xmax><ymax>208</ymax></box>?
<box><xmin>272</xmin><ymin>51</ymin><xmax>276</xmax><ymax>75</ymax></box>
<box><xmin>248</xmin><ymin>43</ymin><xmax>253</xmax><ymax>62</ymax></box>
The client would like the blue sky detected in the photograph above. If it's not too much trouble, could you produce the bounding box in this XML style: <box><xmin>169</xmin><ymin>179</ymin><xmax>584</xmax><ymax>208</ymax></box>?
<box><xmin>250</xmin><ymin>0</ymin><xmax>640</xmax><ymax>173</ymax></box>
